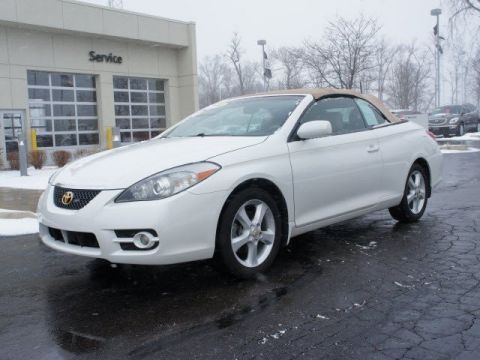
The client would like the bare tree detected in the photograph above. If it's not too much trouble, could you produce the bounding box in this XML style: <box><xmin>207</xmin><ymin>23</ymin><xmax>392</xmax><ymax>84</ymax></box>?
<box><xmin>303</xmin><ymin>15</ymin><xmax>380</xmax><ymax>89</ymax></box>
<box><xmin>472</xmin><ymin>49</ymin><xmax>480</xmax><ymax>106</ymax></box>
<box><xmin>220</xmin><ymin>65</ymin><xmax>236</xmax><ymax>99</ymax></box>
<box><xmin>450</xmin><ymin>0</ymin><xmax>480</xmax><ymax>18</ymax></box>
<box><xmin>242</xmin><ymin>61</ymin><xmax>262</xmax><ymax>94</ymax></box>
<box><xmin>198</xmin><ymin>55</ymin><xmax>227</xmax><ymax>107</ymax></box>
<box><xmin>226</xmin><ymin>32</ymin><xmax>246</xmax><ymax>95</ymax></box>
<box><xmin>374</xmin><ymin>38</ymin><xmax>399</xmax><ymax>101</ymax></box>
<box><xmin>271</xmin><ymin>47</ymin><xmax>307</xmax><ymax>89</ymax></box>
<box><xmin>386</xmin><ymin>44</ymin><xmax>433</xmax><ymax>111</ymax></box>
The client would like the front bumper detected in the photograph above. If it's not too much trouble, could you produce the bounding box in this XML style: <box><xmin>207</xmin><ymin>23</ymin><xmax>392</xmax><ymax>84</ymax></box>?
<box><xmin>38</xmin><ymin>185</ymin><xmax>228</xmax><ymax>265</ymax></box>
<box><xmin>429</xmin><ymin>125</ymin><xmax>458</xmax><ymax>137</ymax></box>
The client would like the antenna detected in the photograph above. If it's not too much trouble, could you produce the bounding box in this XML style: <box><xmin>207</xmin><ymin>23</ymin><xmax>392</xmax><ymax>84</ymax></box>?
<box><xmin>108</xmin><ymin>0</ymin><xmax>124</xmax><ymax>9</ymax></box>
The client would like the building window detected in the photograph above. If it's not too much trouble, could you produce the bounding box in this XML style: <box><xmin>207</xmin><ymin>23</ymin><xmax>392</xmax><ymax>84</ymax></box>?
<box><xmin>27</xmin><ymin>71</ymin><xmax>99</xmax><ymax>148</ymax></box>
<box><xmin>113</xmin><ymin>76</ymin><xmax>166</xmax><ymax>143</ymax></box>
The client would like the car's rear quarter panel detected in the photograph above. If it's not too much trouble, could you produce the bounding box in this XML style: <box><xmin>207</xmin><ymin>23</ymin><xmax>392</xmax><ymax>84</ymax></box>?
<box><xmin>374</xmin><ymin>121</ymin><xmax>442</xmax><ymax>206</ymax></box>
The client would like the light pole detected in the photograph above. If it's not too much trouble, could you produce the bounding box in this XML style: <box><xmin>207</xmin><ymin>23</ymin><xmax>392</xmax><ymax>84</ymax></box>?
<box><xmin>257</xmin><ymin>39</ymin><xmax>267</xmax><ymax>91</ymax></box>
<box><xmin>431</xmin><ymin>8</ymin><xmax>442</xmax><ymax>107</ymax></box>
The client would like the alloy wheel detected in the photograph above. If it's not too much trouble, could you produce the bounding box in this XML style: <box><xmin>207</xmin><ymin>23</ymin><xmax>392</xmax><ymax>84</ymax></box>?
<box><xmin>230</xmin><ymin>199</ymin><xmax>276</xmax><ymax>268</ymax></box>
<box><xmin>407</xmin><ymin>170</ymin><xmax>426</xmax><ymax>215</ymax></box>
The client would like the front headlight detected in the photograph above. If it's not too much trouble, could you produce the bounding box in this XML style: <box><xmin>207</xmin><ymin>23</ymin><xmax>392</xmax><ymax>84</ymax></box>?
<box><xmin>115</xmin><ymin>162</ymin><xmax>221</xmax><ymax>202</ymax></box>
<box><xmin>449</xmin><ymin>117</ymin><xmax>459</xmax><ymax>124</ymax></box>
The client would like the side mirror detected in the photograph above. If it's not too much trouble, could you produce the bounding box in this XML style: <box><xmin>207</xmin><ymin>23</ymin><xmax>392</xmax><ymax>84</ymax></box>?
<box><xmin>297</xmin><ymin>120</ymin><xmax>332</xmax><ymax>140</ymax></box>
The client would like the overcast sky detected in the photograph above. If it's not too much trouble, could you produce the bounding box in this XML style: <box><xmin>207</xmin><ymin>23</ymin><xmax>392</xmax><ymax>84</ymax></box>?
<box><xmin>84</xmin><ymin>0</ymin><xmax>449</xmax><ymax>60</ymax></box>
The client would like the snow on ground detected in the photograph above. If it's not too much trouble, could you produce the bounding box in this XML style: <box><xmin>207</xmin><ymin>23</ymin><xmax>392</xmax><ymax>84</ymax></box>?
<box><xmin>0</xmin><ymin>217</ymin><xmax>39</xmax><ymax>236</ymax></box>
<box><xmin>437</xmin><ymin>132</ymin><xmax>480</xmax><ymax>141</ymax></box>
<box><xmin>0</xmin><ymin>166</ymin><xmax>57</xmax><ymax>190</ymax></box>
<box><xmin>0</xmin><ymin>208</ymin><xmax>39</xmax><ymax>236</ymax></box>
<box><xmin>440</xmin><ymin>147</ymin><xmax>480</xmax><ymax>154</ymax></box>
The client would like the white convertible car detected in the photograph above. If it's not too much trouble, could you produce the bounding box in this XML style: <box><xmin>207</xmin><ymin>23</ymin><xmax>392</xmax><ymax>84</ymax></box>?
<box><xmin>38</xmin><ymin>89</ymin><xmax>442</xmax><ymax>278</ymax></box>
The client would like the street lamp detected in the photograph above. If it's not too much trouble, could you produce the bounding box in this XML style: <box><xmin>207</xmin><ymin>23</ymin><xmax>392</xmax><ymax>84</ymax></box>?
<box><xmin>431</xmin><ymin>8</ymin><xmax>442</xmax><ymax>107</ymax></box>
<box><xmin>257</xmin><ymin>39</ymin><xmax>267</xmax><ymax>91</ymax></box>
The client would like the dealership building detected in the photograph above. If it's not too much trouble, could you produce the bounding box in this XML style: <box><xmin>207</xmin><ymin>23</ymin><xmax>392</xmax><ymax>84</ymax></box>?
<box><xmin>0</xmin><ymin>0</ymin><xmax>198</xmax><ymax>165</ymax></box>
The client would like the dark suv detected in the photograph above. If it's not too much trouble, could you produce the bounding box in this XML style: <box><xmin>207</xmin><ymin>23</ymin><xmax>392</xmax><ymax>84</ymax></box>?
<box><xmin>428</xmin><ymin>104</ymin><xmax>480</xmax><ymax>137</ymax></box>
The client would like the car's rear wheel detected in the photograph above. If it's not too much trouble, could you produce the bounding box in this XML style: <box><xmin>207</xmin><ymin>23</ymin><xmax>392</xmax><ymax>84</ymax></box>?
<box><xmin>216</xmin><ymin>188</ymin><xmax>283</xmax><ymax>279</ymax></box>
<box><xmin>389</xmin><ymin>164</ymin><xmax>428</xmax><ymax>223</ymax></box>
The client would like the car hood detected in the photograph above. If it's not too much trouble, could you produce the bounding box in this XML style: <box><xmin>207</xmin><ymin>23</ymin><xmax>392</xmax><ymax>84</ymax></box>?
<box><xmin>429</xmin><ymin>113</ymin><xmax>457</xmax><ymax>121</ymax></box>
<box><xmin>53</xmin><ymin>136</ymin><xmax>266</xmax><ymax>189</ymax></box>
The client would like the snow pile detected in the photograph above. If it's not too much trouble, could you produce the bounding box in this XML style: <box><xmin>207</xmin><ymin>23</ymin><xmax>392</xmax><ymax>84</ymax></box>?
<box><xmin>0</xmin><ymin>209</ymin><xmax>39</xmax><ymax>236</ymax></box>
<box><xmin>0</xmin><ymin>166</ymin><xmax>57</xmax><ymax>190</ymax></box>
<box><xmin>443</xmin><ymin>132</ymin><xmax>480</xmax><ymax>141</ymax></box>
<box><xmin>0</xmin><ymin>217</ymin><xmax>39</xmax><ymax>236</ymax></box>
<box><xmin>440</xmin><ymin>147</ymin><xmax>480</xmax><ymax>154</ymax></box>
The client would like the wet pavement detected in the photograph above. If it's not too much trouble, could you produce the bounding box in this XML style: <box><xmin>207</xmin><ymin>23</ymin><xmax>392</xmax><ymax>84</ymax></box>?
<box><xmin>1</xmin><ymin>153</ymin><xmax>480</xmax><ymax>360</ymax></box>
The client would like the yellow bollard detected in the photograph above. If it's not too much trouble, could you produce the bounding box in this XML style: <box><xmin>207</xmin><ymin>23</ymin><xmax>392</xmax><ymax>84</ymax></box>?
<box><xmin>30</xmin><ymin>129</ymin><xmax>37</xmax><ymax>150</ymax></box>
<box><xmin>106</xmin><ymin>127</ymin><xmax>113</xmax><ymax>150</ymax></box>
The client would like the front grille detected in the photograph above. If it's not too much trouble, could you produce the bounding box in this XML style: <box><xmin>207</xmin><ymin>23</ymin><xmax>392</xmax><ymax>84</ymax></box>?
<box><xmin>49</xmin><ymin>227</ymin><xmax>64</xmax><ymax>242</ymax></box>
<box><xmin>47</xmin><ymin>227</ymin><xmax>99</xmax><ymax>248</ymax></box>
<box><xmin>54</xmin><ymin>186</ymin><xmax>101</xmax><ymax>210</ymax></box>
<box><xmin>429</xmin><ymin>118</ymin><xmax>448</xmax><ymax>126</ymax></box>
<box><xmin>67</xmin><ymin>231</ymin><xmax>99</xmax><ymax>248</ymax></box>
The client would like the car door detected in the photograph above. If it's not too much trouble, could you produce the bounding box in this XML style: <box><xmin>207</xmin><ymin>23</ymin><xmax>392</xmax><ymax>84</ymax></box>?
<box><xmin>464</xmin><ymin>105</ymin><xmax>478</xmax><ymax>131</ymax></box>
<box><xmin>288</xmin><ymin>96</ymin><xmax>383</xmax><ymax>227</ymax></box>
<box><xmin>474</xmin><ymin>106</ymin><xmax>480</xmax><ymax>131</ymax></box>
<box><xmin>354</xmin><ymin>98</ymin><xmax>415</xmax><ymax>203</ymax></box>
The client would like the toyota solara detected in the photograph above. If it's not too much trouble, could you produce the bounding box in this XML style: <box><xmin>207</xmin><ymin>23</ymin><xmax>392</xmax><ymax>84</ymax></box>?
<box><xmin>38</xmin><ymin>89</ymin><xmax>443</xmax><ymax>278</ymax></box>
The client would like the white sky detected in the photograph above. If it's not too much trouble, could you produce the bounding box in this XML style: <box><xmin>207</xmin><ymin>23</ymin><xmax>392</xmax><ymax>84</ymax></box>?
<box><xmin>84</xmin><ymin>0</ymin><xmax>447</xmax><ymax>60</ymax></box>
<box><xmin>83</xmin><ymin>0</ymin><xmax>480</xmax><ymax>105</ymax></box>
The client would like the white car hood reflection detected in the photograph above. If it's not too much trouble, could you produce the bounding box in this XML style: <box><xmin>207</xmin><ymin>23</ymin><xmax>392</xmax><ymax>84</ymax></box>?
<box><xmin>53</xmin><ymin>136</ymin><xmax>266</xmax><ymax>189</ymax></box>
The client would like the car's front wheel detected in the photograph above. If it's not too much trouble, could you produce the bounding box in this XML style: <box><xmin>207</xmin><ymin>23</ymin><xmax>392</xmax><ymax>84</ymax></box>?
<box><xmin>216</xmin><ymin>188</ymin><xmax>283</xmax><ymax>279</ymax></box>
<box><xmin>389</xmin><ymin>164</ymin><xmax>428</xmax><ymax>223</ymax></box>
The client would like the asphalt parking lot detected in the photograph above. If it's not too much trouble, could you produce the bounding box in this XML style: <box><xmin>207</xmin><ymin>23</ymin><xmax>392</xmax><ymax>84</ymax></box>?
<box><xmin>1</xmin><ymin>152</ymin><xmax>479</xmax><ymax>360</ymax></box>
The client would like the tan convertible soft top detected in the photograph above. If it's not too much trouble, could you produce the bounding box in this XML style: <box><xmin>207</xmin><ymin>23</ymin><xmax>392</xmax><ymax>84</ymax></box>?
<box><xmin>253</xmin><ymin>88</ymin><xmax>400</xmax><ymax>123</ymax></box>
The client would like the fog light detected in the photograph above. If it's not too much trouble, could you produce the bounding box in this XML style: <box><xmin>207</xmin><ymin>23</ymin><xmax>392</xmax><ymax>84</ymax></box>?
<box><xmin>132</xmin><ymin>231</ymin><xmax>157</xmax><ymax>249</ymax></box>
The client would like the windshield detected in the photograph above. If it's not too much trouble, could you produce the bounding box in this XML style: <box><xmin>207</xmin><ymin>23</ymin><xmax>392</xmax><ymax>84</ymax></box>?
<box><xmin>431</xmin><ymin>105</ymin><xmax>462</xmax><ymax>115</ymax></box>
<box><xmin>164</xmin><ymin>96</ymin><xmax>303</xmax><ymax>138</ymax></box>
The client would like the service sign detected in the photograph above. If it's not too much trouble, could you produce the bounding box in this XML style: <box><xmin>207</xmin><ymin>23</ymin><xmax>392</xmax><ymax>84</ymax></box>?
<box><xmin>89</xmin><ymin>51</ymin><xmax>123</xmax><ymax>64</ymax></box>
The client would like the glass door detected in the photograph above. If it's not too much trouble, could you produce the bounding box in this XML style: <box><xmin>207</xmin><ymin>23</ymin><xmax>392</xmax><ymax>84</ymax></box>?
<box><xmin>1</xmin><ymin>111</ymin><xmax>25</xmax><ymax>157</ymax></box>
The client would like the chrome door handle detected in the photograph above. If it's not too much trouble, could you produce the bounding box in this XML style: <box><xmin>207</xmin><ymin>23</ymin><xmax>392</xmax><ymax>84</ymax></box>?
<box><xmin>367</xmin><ymin>144</ymin><xmax>379</xmax><ymax>153</ymax></box>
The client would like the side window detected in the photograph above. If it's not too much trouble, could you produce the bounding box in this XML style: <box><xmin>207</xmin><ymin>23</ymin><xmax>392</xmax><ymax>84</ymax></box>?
<box><xmin>300</xmin><ymin>97</ymin><xmax>367</xmax><ymax>135</ymax></box>
<box><xmin>354</xmin><ymin>98</ymin><xmax>388</xmax><ymax>127</ymax></box>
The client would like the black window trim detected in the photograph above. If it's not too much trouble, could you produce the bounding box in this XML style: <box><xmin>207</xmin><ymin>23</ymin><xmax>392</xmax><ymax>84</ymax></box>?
<box><xmin>288</xmin><ymin>94</ymin><xmax>377</xmax><ymax>142</ymax></box>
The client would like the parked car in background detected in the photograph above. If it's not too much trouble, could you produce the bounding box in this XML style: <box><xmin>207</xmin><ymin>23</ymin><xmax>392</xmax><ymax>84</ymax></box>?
<box><xmin>391</xmin><ymin>109</ymin><xmax>428</xmax><ymax>129</ymax></box>
<box><xmin>428</xmin><ymin>104</ymin><xmax>480</xmax><ymax>137</ymax></box>
<box><xmin>38</xmin><ymin>89</ymin><xmax>443</xmax><ymax>278</ymax></box>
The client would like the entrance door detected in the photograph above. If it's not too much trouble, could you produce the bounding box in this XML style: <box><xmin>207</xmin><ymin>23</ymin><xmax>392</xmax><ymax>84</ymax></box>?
<box><xmin>0</xmin><ymin>111</ymin><xmax>25</xmax><ymax>166</ymax></box>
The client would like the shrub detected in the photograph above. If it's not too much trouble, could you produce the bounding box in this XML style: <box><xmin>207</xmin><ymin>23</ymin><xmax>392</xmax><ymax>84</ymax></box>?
<box><xmin>52</xmin><ymin>150</ymin><xmax>72</xmax><ymax>167</ymax></box>
<box><xmin>74</xmin><ymin>148</ymin><xmax>99</xmax><ymax>160</ymax></box>
<box><xmin>7</xmin><ymin>151</ymin><xmax>19</xmax><ymax>170</ymax></box>
<box><xmin>29</xmin><ymin>150</ymin><xmax>46</xmax><ymax>169</ymax></box>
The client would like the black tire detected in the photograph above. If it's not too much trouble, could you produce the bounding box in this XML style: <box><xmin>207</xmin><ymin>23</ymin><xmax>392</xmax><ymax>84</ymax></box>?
<box><xmin>389</xmin><ymin>164</ymin><xmax>429</xmax><ymax>223</ymax></box>
<box><xmin>215</xmin><ymin>187</ymin><xmax>283</xmax><ymax>279</ymax></box>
